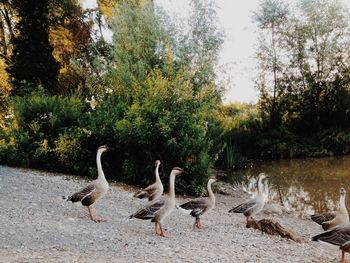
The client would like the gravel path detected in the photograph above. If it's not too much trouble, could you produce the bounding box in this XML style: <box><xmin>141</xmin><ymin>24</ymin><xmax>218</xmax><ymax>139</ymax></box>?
<box><xmin>0</xmin><ymin>165</ymin><xmax>339</xmax><ymax>262</ymax></box>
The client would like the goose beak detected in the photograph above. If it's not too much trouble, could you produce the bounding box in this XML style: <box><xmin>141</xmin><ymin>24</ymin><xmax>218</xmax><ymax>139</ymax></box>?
<box><xmin>106</xmin><ymin>146</ymin><xmax>115</xmax><ymax>151</ymax></box>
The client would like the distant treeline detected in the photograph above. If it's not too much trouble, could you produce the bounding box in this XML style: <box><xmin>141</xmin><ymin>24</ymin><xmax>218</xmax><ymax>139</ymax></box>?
<box><xmin>1</xmin><ymin>0</ymin><xmax>350</xmax><ymax>195</ymax></box>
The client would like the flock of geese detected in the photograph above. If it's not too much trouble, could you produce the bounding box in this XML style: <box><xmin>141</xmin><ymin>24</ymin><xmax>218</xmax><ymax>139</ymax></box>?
<box><xmin>64</xmin><ymin>145</ymin><xmax>350</xmax><ymax>262</ymax></box>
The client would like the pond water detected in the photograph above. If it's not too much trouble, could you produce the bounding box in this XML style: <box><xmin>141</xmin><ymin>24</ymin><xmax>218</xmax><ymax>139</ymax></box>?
<box><xmin>225</xmin><ymin>155</ymin><xmax>350</xmax><ymax>216</ymax></box>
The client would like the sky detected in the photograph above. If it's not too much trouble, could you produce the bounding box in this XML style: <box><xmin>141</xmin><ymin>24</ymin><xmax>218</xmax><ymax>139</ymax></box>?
<box><xmin>82</xmin><ymin>0</ymin><xmax>350</xmax><ymax>104</ymax></box>
<box><xmin>156</xmin><ymin>0</ymin><xmax>260</xmax><ymax>103</ymax></box>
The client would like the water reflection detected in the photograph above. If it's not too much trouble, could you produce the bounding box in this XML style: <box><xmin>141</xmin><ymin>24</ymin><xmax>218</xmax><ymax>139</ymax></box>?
<box><xmin>225</xmin><ymin>156</ymin><xmax>350</xmax><ymax>216</ymax></box>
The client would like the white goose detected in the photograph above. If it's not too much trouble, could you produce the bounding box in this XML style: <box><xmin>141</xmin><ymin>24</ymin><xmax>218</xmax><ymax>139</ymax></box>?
<box><xmin>64</xmin><ymin>145</ymin><xmax>111</xmax><ymax>222</ymax></box>
<box><xmin>229</xmin><ymin>173</ymin><xmax>269</xmax><ymax>224</ymax></box>
<box><xmin>311</xmin><ymin>187</ymin><xmax>349</xmax><ymax>230</ymax></box>
<box><xmin>133</xmin><ymin>160</ymin><xmax>163</xmax><ymax>201</ymax></box>
<box><xmin>130</xmin><ymin>167</ymin><xmax>183</xmax><ymax>237</ymax></box>
<box><xmin>179</xmin><ymin>176</ymin><xmax>218</xmax><ymax>230</ymax></box>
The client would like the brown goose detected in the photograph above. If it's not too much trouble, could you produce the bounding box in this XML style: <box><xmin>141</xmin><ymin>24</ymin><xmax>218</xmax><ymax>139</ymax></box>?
<box><xmin>130</xmin><ymin>167</ymin><xmax>183</xmax><ymax>237</ymax></box>
<box><xmin>312</xmin><ymin>222</ymin><xmax>350</xmax><ymax>263</ymax></box>
<box><xmin>311</xmin><ymin>188</ymin><xmax>349</xmax><ymax>230</ymax></box>
<box><xmin>64</xmin><ymin>145</ymin><xmax>111</xmax><ymax>222</ymax></box>
<box><xmin>179</xmin><ymin>176</ymin><xmax>217</xmax><ymax>230</ymax></box>
<box><xmin>133</xmin><ymin>160</ymin><xmax>163</xmax><ymax>201</ymax></box>
<box><xmin>228</xmin><ymin>173</ymin><xmax>269</xmax><ymax>224</ymax></box>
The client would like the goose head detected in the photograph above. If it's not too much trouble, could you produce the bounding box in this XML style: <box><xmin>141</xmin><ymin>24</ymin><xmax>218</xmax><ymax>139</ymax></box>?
<box><xmin>155</xmin><ymin>160</ymin><xmax>161</xmax><ymax>167</ymax></box>
<box><xmin>258</xmin><ymin>173</ymin><xmax>269</xmax><ymax>182</ymax></box>
<box><xmin>340</xmin><ymin>187</ymin><xmax>347</xmax><ymax>196</ymax></box>
<box><xmin>171</xmin><ymin>167</ymin><xmax>184</xmax><ymax>176</ymax></box>
<box><xmin>98</xmin><ymin>145</ymin><xmax>113</xmax><ymax>153</ymax></box>
<box><xmin>208</xmin><ymin>176</ymin><xmax>218</xmax><ymax>184</ymax></box>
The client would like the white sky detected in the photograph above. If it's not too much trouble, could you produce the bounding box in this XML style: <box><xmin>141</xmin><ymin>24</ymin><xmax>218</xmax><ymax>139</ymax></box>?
<box><xmin>82</xmin><ymin>0</ymin><xmax>350</xmax><ymax>104</ymax></box>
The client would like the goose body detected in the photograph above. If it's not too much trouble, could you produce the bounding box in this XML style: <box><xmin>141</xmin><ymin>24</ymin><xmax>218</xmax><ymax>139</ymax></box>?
<box><xmin>64</xmin><ymin>145</ymin><xmax>110</xmax><ymax>222</ymax></box>
<box><xmin>229</xmin><ymin>173</ymin><xmax>269</xmax><ymax>224</ymax></box>
<box><xmin>130</xmin><ymin>167</ymin><xmax>183</xmax><ymax>237</ymax></box>
<box><xmin>312</xmin><ymin>222</ymin><xmax>350</xmax><ymax>263</ymax></box>
<box><xmin>179</xmin><ymin>177</ymin><xmax>217</xmax><ymax>229</ymax></box>
<box><xmin>133</xmin><ymin>160</ymin><xmax>163</xmax><ymax>201</ymax></box>
<box><xmin>311</xmin><ymin>188</ymin><xmax>348</xmax><ymax>230</ymax></box>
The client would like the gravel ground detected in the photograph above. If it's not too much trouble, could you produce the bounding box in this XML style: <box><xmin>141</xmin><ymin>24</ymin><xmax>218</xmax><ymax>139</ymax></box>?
<box><xmin>0</xmin><ymin>165</ymin><xmax>339</xmax><ymax>263</ymax></box>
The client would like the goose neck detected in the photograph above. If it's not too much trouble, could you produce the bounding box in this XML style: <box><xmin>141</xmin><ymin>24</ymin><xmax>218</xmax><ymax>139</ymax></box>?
<box><xmin>168</xmin><ymin>172</ymin><xmax>176</xmax><ymax>199</ymax></box>
<box><xmin>155</xmin><ymin>163</ymin><xmax>161</xmax><ymax>182</ymax></box>
<box><xmin>207</xmin><ymin>180</ymin><xmax>215</xmax><ymax>202</ymax></box>
<box><xmin>257</xmin><ymin>177</ymin><xmax>264</xmax><ymax>196</ymax></box>
<box><xmin>96</xmin><ymin>150</ymin><xmax>105</xmax><ymax>180</ymax></box>
<box><xmin>340</xmin><ymin>194</ymin><xmax>347</xmax><ymax>211</ymax></box>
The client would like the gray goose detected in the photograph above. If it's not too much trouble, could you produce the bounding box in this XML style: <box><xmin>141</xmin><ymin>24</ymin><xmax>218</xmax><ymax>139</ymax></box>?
<box><xmin>133</xmin><ymin>160</ymin><xmax>163</xmax><ymax>201</ymax></box>
<box><xmin>228</xmin><ymin>173</ymin><xmax>269</xmax><ymax>224</ymax></box>
<box><xmin>179</xmin><ymin>176</ymin><xmax>217</xmax><ymax>230</ymax></box>
<box><xmin>312</xmin><ymin>223</ymin><xmax>350</xmax><ymax>263</ymax></box>
<box><xmin>64</xmin><ymin>145</ymin><xmax>111</xmax><ymax>222</ymax></box>
<box><xmin>311</xmin><ymin>187</ymin><xmax>349</xmax><ymax>230</ymax></box>
<box><xmin>130</xmin><ymin>167</ymin><xmax>183</xmax><ymax>237</ymax></box>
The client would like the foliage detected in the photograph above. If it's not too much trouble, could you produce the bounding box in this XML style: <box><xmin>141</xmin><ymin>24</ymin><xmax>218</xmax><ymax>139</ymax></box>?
<box><xmin>217</xmin><ymin>103</ymin><xmax>262</xmax><ymax>168</ymax></box>
<box><xmin>0</xmin><ymin>0</ymin><xmax>225</xmax><ymax>196</ymax></box>
<box><xmin>8</xmin><ymin>0</ymin><xmax>60</xmax><ymax>95</ymax></box>
<box><xmin>255</xmin><ymin>0</ymin><xmax>350</xmax><ymax>134</ymax></box>
<box><xmin>99</xmin><ymin>0</ymin><xmax>224</xmax><ymax>195</ymax></box>
<box><xmin>0</xmin><ymin>95</ymin><xmax>87</xmax><ymax>171</ymax></box>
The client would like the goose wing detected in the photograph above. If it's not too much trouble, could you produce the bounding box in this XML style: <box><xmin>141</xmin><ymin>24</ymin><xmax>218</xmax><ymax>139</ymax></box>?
<box><xmin>133</xmin><ymin>183</ymin><xmax>157</xmax><ymax>200</ymax></box>
<box><xmin>312</xmin><ymin>223</ymin><xmax>350</xmax><ymax>246</ymax></box>
<box><xmin>67</xmin><ymin>184</ymin><xmax>96</xmax><ymax>203</ymax></box>
<box><xmin>180</xmin><ymin>198</ymin><xmax>209</xmax><ymax>217</ymax></box>
<box><xmin>229</xmin><ymin>199</ymin><xmax>257</xmax><ymax>214</ymax></box>
<box><xmin>130</xmin><ymin>199</ymin><xmax>165</xmax><ymax>220</ymax></box>
<box><xmin>311</xmin><ymin>212</ymin><xmax>336</xmax><ymax>225</ymax></box>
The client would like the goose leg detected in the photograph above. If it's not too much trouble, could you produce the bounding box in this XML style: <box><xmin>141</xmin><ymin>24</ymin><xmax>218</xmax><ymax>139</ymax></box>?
<box><xmin>193</xmin><ymin>218</ymin><xmax>201</xmax><ymax>230</ymax></box>
<box><xmin>87</xmin><ymin>206</ymin><xmax>103</xmax><ymax>223</ymax></box>
<box><xmin>158</xmin><ymin>223</ymin><xmax>171</xmax><ymax>237</ymax></box>
<box><xmin>193</xmin><ymin>219</ymin><xmax>197</xmax><ymax>230</ymax></box>
<box><xmin>197</xmin><ymin>218</ymin><xmax>206</xmax><ymax>229</ymax></box>
<box><xmin>154</xmin><ymin>222</ymin><xmax>161</xmax><ymax>235</ymax></box>
<box><xmin>340</xmin><ymin>249</ymin><xmax>345</xmax><ymax>263</ymax></box>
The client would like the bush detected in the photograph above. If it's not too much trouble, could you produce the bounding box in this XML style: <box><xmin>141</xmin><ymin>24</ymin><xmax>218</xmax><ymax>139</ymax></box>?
<box><xmin>86</xmin><ymin>70</ymin><xmax>224</xmax><ymax>195</ymax></box>
<box><xmin>0</xmin><ymin>95</ymin><xmax>87</xmax><ymax>172</ymax></box>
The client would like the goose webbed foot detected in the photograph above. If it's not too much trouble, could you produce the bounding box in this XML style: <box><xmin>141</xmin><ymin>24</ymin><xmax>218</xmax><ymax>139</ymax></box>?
<box><xmin>194</xmin><ymin>218</ymin><xmax>206</xmax><ymax>230</ymax></box>
<box><xmin>87</xmin><ymin>206</ymin><xmax>105</xmax><ymax>223</ymax></box>
<box><xmin>158</xmin><ymin>223</ymin><xmax>171</xmax><ymax>237</ymax></box>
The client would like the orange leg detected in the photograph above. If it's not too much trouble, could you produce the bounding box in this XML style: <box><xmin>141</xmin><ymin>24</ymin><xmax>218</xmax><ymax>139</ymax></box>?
<box><xmin>194</xmin><ymin>217</ymin><xmax>205</xmax><ymax>229</ymax></box>
<box><xmin>158</xmin><ymin>223</ymin><xmax>171</xmax><ymax>237</ymax></box>
<box><xmin>87</xmin><ymin>206</ymin><xmax>104</xmax><ymax>223</ymax></box>
<box><xmin>193</xmin><ymin>218</ymin><xmax>199</xmax><ymax>230</ymax></box>
<box><xmin>340</xmin><ymin>249</ymin><xmax>345</xmax><ymax>263</ymax></box>
<box><xmin>197</xmin><ymin>218</ymin><xmax>205</xmax><ymax>229</ymax></box>
<box><xmin>246</xmin><ymin>216</ymin><xmax>252</xmax><ymax>224</ymax></box>
<box><xmin>154</xmin><ymin>222</ymin><xmax>161</xmax><ymax>235</ymax></box>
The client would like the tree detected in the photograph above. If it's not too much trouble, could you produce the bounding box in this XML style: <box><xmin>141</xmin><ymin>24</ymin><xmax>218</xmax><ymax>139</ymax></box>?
<box><xmin>254</xmin><ymin>0</ymin><xmax>289</xmax><ymax>128</ymax></box>
<box><xmin>99</xmin><ymin>0</ymin><xmax>224</xmax><ymax>194</ymax></box>
<box><xmin>287</xmin><ymin>0</ymin><xmax>350</xmax><ymax>132</ymax></box>
<box><xmin>7</xmin><ymin>0</ymin><xmax>59</xmax><ymax>95</ymax></box>
<box><xmin>48</xmin><ymin>0</ymin><xmax>93</xmax><ymax>94</ymax></box>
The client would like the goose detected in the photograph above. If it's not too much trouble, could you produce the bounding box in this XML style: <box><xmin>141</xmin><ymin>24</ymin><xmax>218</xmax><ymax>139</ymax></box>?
<box><xmin>312</xmin><ymin>222</ymin><xmax>350</xmax><ymax>263</ymax></box>
<box><xmin>63</xmin><ymin>145</ymin><xmax>111</xmax><ymax>222</ymax></box>
<box><xmin>228</xmin><ymin>173</ymin><xmax>269</xmax><ymax>224</ymax></box>
<box><xmin>311</xmin><ymin>187</ymin><xmax>349</xmax><ymax>230</ymax></box>
<box><xmin>179</xmin><ymin>176</ymin><xmax>218</xmax><ymax>230</ymax></box>
<box><xmin>133</xmin><ymin>160</ymin><xmax>163</xmax><ymax>201</ymax></box>
<box><xmin>129</xmin><ymin>167</ymin><xmax>184</xmax><ymax>237</ymax></box>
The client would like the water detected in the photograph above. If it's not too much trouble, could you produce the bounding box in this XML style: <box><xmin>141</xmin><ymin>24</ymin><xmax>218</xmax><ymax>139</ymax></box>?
<box><xmin>225</xmin><ymin>155</ymin><xmax>350</xmax><ymax>216</ymax></box>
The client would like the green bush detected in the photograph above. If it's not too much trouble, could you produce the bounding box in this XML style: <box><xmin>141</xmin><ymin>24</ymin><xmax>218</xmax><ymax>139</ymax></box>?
<box><xmin>0</xmin><ymin>95</ymin><xmax>87</xmax><ymax>172</ymax></box>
